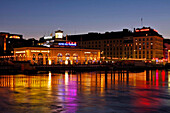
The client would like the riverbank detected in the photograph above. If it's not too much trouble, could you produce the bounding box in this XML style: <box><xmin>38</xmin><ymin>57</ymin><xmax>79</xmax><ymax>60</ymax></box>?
<box><xmin>0</xmin><ymin>61</ymin><xmax>169</xmax><ymax>75</ymax></box>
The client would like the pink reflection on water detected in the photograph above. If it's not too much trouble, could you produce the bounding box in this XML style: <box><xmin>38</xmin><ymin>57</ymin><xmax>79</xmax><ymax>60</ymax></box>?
<box><xmin>63</xmin><ymin>71</ymin><xmax>78</xmax><ymax>112</ymax></box>
<box><xmin>156</xmin><ymin>69</ymin><xmax>159</xmax><ymax>86</ymax></box>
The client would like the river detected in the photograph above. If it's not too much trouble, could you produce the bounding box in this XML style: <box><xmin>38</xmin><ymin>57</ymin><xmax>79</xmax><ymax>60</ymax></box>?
<box><xmin>0</xmin><ymin>69</ymin><xmax>170</xmax><ymax>113</ymax></box>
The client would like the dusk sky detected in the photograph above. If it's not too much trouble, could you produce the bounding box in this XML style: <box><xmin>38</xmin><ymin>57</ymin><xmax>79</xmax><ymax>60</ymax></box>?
<box><xmin>0</xmin><ymin>0</ymin><xmax>170</xmax><ymax>39</ymax></box>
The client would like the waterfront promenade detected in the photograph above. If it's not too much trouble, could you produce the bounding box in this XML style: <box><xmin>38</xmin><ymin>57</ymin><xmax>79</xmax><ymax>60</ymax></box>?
<box><xmin>0</xmin><ymin>60</ymin><xmax>169</xmax><ymax>74</ymax></box>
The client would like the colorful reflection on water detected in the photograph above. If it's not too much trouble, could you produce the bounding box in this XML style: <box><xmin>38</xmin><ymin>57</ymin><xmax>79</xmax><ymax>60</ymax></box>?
<box><xmin>0</xmin><ymin>70</ymin><xmax>170</xmax><ymax>113</ymax></box>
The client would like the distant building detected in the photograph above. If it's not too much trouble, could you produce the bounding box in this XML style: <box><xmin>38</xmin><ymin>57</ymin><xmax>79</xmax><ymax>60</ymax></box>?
<box><xmin>65</xmin><ymin>29</ymin><xmax>133</xmax><ymax>60</ymax></box>
<box><xmin>37</xmin><ymin>30</ymin><xmax>77</xmax><ymax>48</ymax></box>
<box><xmin>0</xmin><ymin>32</ymin><xmax>23</xmax><ymax>56</ymax></box>
<box><xmin>66</xmin><ymin>27</ymin><xmax>164</xmax><ymax>61</ymax></box>
<box><xmin>133</xmin><ymin>27</ymin><xmax>163</xmax><ymax>60</ymax></box>
<box><xmin>13</xmin><ymin>30</ymin><xmax>100</xmax><ymax>65</ymax></box>
<box><xmin>0</xmin><ymin>32</ymin><xmax>39</xmax><ymax>57</ymax></box>
<box><xmin>164</xmin><ymin>39</ymin><xmax>170</xmax><ymax>63</ymax></box>
<box><xmin>3</xmin><ymin>27</ymin><xmax>165</xmax><ymax>62</ymax></box>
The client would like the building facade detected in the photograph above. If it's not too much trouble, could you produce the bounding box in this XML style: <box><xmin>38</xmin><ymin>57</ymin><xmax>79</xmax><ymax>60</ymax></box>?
<box><xmin>133</xmin><ymin>27</ymin><xmax>163</xmax><ymax>60</ymax></box>
<box><xmin>66</xmin><ymin>27</ymin><xmax>164</xmax><ymax>61</ymax></box>
<box><xmin>0</xmin><ymin>32</ymin><xmax>23</xmax><ymax>56</ymax></box>
<box><xmin>0</xmin><ymin>32</ymin><xmax>39</xmax><ymax>56</ymax></box>
<box><xmin>14</xmin><ymin>47</ymin><xmax>100</xmax><ymax>65</ymax></box>
<box><xmin>65</xmin><ymin>29</ymin><xmax>133</xmax><ymax>60</ymax></box>
<box><xmin>164</xmin><ymin>39</ymin><xmax>170</xmax><ymax>63</ymax></box>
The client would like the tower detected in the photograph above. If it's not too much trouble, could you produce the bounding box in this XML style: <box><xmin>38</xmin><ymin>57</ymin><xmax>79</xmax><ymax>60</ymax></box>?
<box><xmin>55</xmin><ymin>30</ymin><xmax>63</xmax><ymax>39</ymax></box>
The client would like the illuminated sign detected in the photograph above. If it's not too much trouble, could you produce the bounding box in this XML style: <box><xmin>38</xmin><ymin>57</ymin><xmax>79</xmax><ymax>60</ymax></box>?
<box><xmin>136</xmin><ymin>29</ymin><xmax>150</xmax><ymax>32</ymax></box>
<box><xmin>9</xmin><ymin>36</ymin><xmax>20</xmax><ymax>39</ymax></box>
<box><xmin>84</xmin><ymin>52</ymin><xmax>91</xmax><ymax>54</ymax></box>
<box><xmin>15</xmin><ymin>51</ymin><xmax>25</xmax><ymax>53</ymax></box>
<box><xmin>136</xmin><ymin>28</ymin><xmax>158</xmax><ymax>32</ymax></box>
<box><xmin>58</xmin><ymin>42</ymin><xmax>77</xmax><ymax>46</ymax></box>
<box><xmin>31</xmin><ymin>50</ymin><xmax>40</xmax><ymax>52</ymax></box>
<box><xmin>41</xmin><ymin>50</ymin><xmax>50</xmax><ymax>53</ymax></box>
<box><xmin>92</xmin><ymin>52</ymin><xmax>97</xmax><ymax>54</ymax></box>
<box><xmin>44</xmin><ymin>36</ymin><xmax>52</xmax><ymax>39</ymax></box>
<box><xmin>31</xmin><ymin>50</ymin><xmax>50</xmax><ymax>53</ymax></box>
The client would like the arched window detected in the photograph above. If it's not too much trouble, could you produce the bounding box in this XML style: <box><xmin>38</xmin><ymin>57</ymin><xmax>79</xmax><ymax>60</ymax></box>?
<box><xmin>19</xmin><ymin>54</ymin><xmax>22</xmax><ymax>61</ymax></box>
<box><xmin>57</xmin><ymin>53</ymin><xmax>62</xmax><ymax>57</ymax></box>
<box><xmin>16</xmin><ymin>55</ymin><xmax>18</xmax><ymax>61</ymax></box>
<box><xmin>73</xmin><ymin>53</ymin><xmax>78</xmax><ymax>62</ymax></box>
<box><xmin>46</xmin><ymin>54</ymin><xmax>48</xmax><ymax>65</ymax></box>
<box><xmin>57</xmin><ymin>53</ymin><xmax>62</xmax><ymax>63</ymax></box>
<box><xmin>38</xmin><ymin>53</ymin><xmax>43</xmax><ymax>65</ymax></box>
<box><xmin>65</xmin><ymin>53</ymin><xmax>70</xmax><ymax>60</ymax></box>
<box><xmin>65</xmin><ymin>53</ymin><xmax>70</xmax><ymax>65</ymax></box>
<box><xmin>23</xmin><ymin>54</ymin><xmax>26</xmax><ymax>61</ymax></box>
<box><xmin>33</xmin><ymin>54</ymin><xmax>36</xmax><ymax>61</ymax></box>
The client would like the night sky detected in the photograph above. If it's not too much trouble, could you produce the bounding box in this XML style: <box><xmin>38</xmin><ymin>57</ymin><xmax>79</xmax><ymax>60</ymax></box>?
<box><xmin>0</xmin><ymin>0</ymin><xmax>170</xmax><ymax>39</ymax></box>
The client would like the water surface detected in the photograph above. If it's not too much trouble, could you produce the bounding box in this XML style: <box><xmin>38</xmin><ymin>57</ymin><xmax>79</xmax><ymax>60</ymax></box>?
<box><xmin>0</xmin><ymin>70</ymin><xmax>170</xmax><ymax>113</ymax></box>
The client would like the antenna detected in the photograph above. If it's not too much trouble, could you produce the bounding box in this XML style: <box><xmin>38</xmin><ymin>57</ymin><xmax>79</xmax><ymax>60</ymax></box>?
<box><xmin>141</xmin><ymin>18</ymin><xmax>143</xmax><ymax>27</ymax></box>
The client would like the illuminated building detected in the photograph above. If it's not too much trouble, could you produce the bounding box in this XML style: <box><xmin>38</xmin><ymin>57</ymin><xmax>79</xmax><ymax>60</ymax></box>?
<box><xmin>66</xmin><ymin>27</ymin><xmax>164</xmax><ymax>60</ymax></box>
<box><xmin>0</xmin><ymin>32</ymin><xmax>38</xmax><ymax>56</ymax></box>
<box><xmin>13</xmin><ymin>30</ymin><xmax>100</xmax><ymax>65</ymax></box>
<box><xmin>164</xmin><ymin>39</ymin><xmax>170</xmax><ymax>63</ymax></box>
<box><xmin>55</xmin><ymin>30</ymin><xmax>63</xmax><ymax>39</ymax></box>
<box><xmin>38</xmin><ymin>30</ymin><xmax>66</xmax><ymax>47</ymax></box>
<box><xmin>0</xmin><ymin>32</ymin><xmax>23</xmax><ymax>56</ymax></box>
<box><xmin>14</xmin><ymin>47</ymin><xmax>100</xmax><ymax>65</ymax></box>
<box><xmin>133</xmin><ymin>27</ymin><xmax>163</xmax><ymax>60</ymax></box>
<box><xmin>65</xmin><ymin>29</ymin><xmax>133</xmax><ymax>60</ymax></box>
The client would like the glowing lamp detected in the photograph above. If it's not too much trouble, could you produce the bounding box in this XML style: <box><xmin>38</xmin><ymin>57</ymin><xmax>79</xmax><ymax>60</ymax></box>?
<box><xmin>65</xmin><ymin>60</ymin><xmax>68</xmax><ymax>65</ymax></box>
<box><xmin>49</xmin><ymin>60</ymin><xmax>51</xmax><ymax>65</ymax></box>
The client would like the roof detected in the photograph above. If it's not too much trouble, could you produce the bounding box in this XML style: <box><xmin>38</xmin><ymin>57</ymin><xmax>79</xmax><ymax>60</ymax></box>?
<box><xmin>14</xmin><ymin>46</ymin><xmax>100</xmax><ymax>51</ymax></box>
<box><xmin>65</xmin><ymin>29</ymin><xmax>133</xmax><ymax>41</ymax></box>
<box><xmin>134</xmin><ymin>27</ymin><xmax>163</xmax><ymax>38</ymax></box>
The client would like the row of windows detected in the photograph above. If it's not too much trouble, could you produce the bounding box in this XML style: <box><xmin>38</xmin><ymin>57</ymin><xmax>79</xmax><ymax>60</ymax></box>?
<box><xmin>135</xmin><ymin>45</ymin><xmax>153</xmax><ymax>49</ymax></box>
<box><xmin>135</xmin><ymin>55</ymin><xmax>152</xmax><ymax>59</ymax></box>
<box><xmin>136</xmin><ymin>42</ymin><xmax>153</xmax><ymax>45</ymax></box>
<box><xmin>81</xmin><ymin>39</ymin><xmax>123</xmax><ymax>45</ymax></box>
<box><xmin>135</xmin><ymin>38</ymin><xmax>153</xmax><ymax>41</ymax></box>
<box><xmin>135</xmin><ymin>51</ymin><xmax>153</xmax><ymax>54</ymax></box>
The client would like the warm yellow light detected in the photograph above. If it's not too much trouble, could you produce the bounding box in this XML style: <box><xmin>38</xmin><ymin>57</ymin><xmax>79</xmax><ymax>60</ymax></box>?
<box><xmin>49</xmin><ymin>60</ymin><xmax>51</xmax><ymax>65</ymax></box>
<box><xmin>84</xmin><ymin>52</ymin><xmax>91</xmax><ymax>54</ymax></box>
<box><xmin>31</xmin><ymin>50</ymin><xmax>40</xmax><ymax>52</ymax></box>
<box><xmin>65</xmin><ymin>60</ymin><xmax>68</xmax><ymax>65</ymax></box>
<box><xmin>65</xmin><ymin>71</ymin><xmax>69</xmax><ymax>85</ymax></box>
<box><xmin>48</xmin><ymin>71</ymin><xmax>51</xmax><ymax>88</ymax></box>
<box><xmin>15</xmin><ymin>51</ymin><xmax>25</xmax><ymax>53</ymax></box>
<box><xmin>41</xmin><ymin>50</ymin><xmax>50</xmax><ymax>53</ymax></box>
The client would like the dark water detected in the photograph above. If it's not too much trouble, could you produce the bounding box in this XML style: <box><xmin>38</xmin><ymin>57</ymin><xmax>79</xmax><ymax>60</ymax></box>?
<box><xmin>0</xmin><ymin>69</ymin><xmax>170</xmax><ymax>113</ymax></box>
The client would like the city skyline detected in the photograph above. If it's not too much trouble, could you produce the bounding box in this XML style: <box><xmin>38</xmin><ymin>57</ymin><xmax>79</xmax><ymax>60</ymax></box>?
<box><xmin>0</xmin><ymin>0</ymin><xmax>170</xmax><ymax>39</ymax></box>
